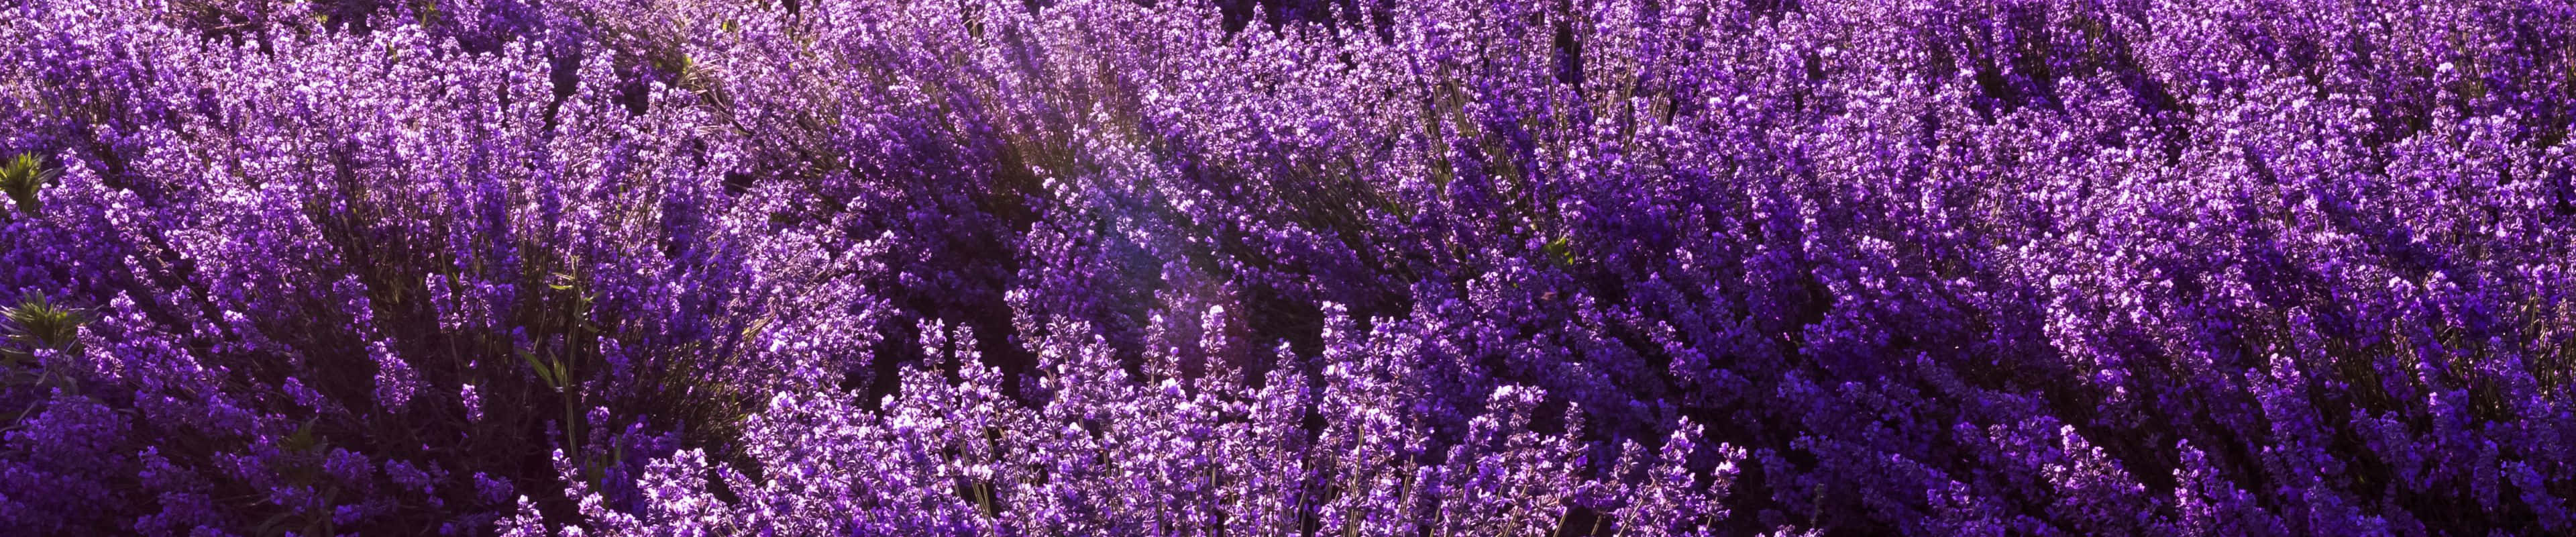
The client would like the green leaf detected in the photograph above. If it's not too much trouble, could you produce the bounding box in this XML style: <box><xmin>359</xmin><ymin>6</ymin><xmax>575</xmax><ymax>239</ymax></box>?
<box><xmin>1543</xmin><ymin>236</ymin><xmax>1574</xmax><ymax>266</ymax></box>
<box><xmin>521</xmin><ymin>350</ymin><xmax>559</xmax><ymax>387</ymax></box>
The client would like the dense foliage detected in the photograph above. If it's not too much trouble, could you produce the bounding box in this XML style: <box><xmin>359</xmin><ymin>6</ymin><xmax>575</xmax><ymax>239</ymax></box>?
<box><xmin>4</xmin><ymin>0</ymin><xmax>2575</xmax><ymax>534</ymax></box>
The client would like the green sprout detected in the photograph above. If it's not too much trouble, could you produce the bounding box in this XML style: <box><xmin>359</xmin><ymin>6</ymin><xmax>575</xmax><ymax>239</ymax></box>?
<box><xmin>0</xmin><ymin>153</ymin><xmax>60</xmax><ymax>217</ymax></box>
<box><xmin>2</xmin><ymin>291</ymin><xmax>87</xmax><ymax>368</ymax></box>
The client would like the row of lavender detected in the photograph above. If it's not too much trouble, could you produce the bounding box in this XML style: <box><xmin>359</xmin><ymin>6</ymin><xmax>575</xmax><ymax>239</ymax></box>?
<box><xmin>5</xmin><ymin>0</ymin><xmax>2573</xmax><ymax>534</ymax></box>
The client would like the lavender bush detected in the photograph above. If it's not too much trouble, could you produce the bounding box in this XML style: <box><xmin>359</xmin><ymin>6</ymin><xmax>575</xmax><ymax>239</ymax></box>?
<box><xmin>3</xmin><ymin>0</ymin><xmax>2573</xmax><ymax>534</ymax></box>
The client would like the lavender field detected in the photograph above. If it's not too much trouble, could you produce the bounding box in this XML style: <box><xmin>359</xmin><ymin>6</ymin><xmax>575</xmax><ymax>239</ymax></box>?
<box><xmin>3</xmin><ymin>0</ymin><xmax>2574</xmax><ymax>534</ymax></box>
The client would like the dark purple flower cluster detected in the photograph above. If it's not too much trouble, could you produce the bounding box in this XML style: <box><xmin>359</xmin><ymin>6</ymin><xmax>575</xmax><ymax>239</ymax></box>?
<box><xmin>4</xmin><ymin>0</ymin><xmax>2574</xmax><ymax>534</ymax></box>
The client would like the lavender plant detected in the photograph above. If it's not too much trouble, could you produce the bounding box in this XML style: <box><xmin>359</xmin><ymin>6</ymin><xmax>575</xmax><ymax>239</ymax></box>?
<box><xmin>3</xmin><ymin>0</ymin><xmax>2574</xmax><ymax>534</ymax></box>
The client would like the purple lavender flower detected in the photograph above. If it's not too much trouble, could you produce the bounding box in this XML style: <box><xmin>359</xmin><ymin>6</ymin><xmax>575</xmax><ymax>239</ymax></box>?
<box><xmin>3</xmin><ymin>0</ymin><xmax>2573</xmax><ymax>533</ymax></box>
